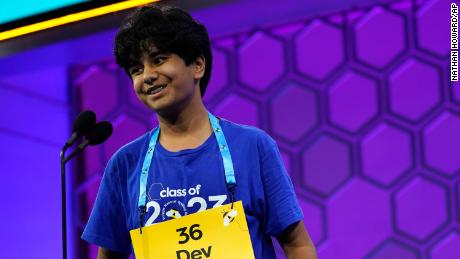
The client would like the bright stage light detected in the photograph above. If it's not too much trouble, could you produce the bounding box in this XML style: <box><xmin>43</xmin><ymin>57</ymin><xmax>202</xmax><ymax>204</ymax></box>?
<box><xmin>0</xmin><ymin>0</ymin><xmax>160</xmax><ymax>41</ymax></box>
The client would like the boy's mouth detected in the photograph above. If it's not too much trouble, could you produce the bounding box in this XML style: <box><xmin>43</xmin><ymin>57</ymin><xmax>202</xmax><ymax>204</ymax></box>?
<box><xmin>146</xmin><ymin>84</ymin><xmax>167</xmax><ymax>95</ymax></box>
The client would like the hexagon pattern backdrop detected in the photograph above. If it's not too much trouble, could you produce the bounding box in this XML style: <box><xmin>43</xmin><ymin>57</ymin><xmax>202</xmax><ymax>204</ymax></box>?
<box><xmin>70</xmin><ymin>0</ymin><xmax>458</xmax><ymax>258</ymax></box>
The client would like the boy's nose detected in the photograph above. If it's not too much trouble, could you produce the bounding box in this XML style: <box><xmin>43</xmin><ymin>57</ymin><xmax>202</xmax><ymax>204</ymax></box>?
<box><xmin>143</xmin><ymin>76</ymin><xmax>156</xmax><ymax>85</ymax></box>
<box><xmin>142</xmin><ymin>62</ymin><xmax>158</xmax><ymax>85</ymax></box>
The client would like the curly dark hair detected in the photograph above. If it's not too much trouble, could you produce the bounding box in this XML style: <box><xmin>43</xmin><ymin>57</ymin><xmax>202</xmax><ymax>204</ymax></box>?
<box><xmin>114</xmin><ymin>5</ymin><xmax>212</xmax><ymax>96</ymax></box>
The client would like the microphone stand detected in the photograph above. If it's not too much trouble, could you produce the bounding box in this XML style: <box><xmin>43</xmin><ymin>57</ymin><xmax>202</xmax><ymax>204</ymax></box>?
<box><xmin>60</xmin><ymin>120</ymin><xmax>112</xmax><ymax>259</ymax></box>
<box><xmin>60</xmin><ymin>146</ymin><xmax>69</xmax><ymax>259</ymax></box>
<box><xmin>60</xmin><ymin>140</ymin><xmax>88</xmax><ymax>259</ymax></box>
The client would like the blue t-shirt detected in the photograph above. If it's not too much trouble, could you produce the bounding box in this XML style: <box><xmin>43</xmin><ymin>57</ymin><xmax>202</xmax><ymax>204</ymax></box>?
<box><xmin>82</xmin><ymin>118</ymin><xmax>303</xmax><ymax>258</ymax></box>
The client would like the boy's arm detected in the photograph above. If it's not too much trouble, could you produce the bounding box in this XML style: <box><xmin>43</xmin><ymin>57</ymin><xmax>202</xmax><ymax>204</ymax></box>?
<box><xmin>276</xmin><ymin>221</ymin><xmax>317</xmax><ymax>259</ymax></box>
<box><xmin>97</xmin><ymin>247</ymin><xmax>130</xmax><ymax>259</ymax></box>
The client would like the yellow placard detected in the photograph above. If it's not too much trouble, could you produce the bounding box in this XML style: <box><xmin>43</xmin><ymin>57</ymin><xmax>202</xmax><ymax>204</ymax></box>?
<box><xmin>130</xmin><ymin>200</ymin><xmax>255</xmax><ymax>259</ymax></box>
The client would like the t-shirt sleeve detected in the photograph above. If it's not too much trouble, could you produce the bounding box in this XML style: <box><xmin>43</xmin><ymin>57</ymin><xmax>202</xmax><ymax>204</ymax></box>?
<box><xmin>81</xmin><ymin>156</ymin><xmax>132</xmax><ymax>254</ymax></box>
<box><xmin>259</xmin><ymin>135</ymin><xmax>304</xmax><ymax>237</ymax></box>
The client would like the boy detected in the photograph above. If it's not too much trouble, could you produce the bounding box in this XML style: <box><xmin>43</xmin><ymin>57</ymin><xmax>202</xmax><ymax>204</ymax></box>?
<box><xmin>82</xmin><ymin>5</ymin><xmax>317</xmax><ymax>259</ymax></box>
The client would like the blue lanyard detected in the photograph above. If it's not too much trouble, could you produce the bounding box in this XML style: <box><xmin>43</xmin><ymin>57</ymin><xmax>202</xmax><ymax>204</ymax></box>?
<box><xmin>137</xmin><ymin>112</ymin><xmax>236</xmax><ymax>232</ymax></box>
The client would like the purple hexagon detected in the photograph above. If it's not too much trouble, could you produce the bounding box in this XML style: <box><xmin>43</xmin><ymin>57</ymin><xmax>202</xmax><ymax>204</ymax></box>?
<box><xmin>270</xmin><ymin>83</ymin><xmax>317</xmax><ymax>142</ymax></box>
<box><xmin>318</xmin><ymin>179</ymin><xmax>391</xmax><ymax>259</ymax></box>
<box><xmin>367</xmin><ymin>240</ymin><xmax>418</xmax><ymax>259</ymax></box>
<box><xmin>295</xmin><ymin>20</ymin><xmax>344</xmax><ymax>81</ymax></box>
<box><xmin>395</xmin><ymin>176</ymin><xmax>448</xmax><ymax>241</ymax></box>
<box><xmin>328</xmin><ymin>71</ymin><xmax>378</xmax><ymax>132</ymax></box>
<box><xmin>213</xmin><ymin>93</ymin><xmax>259</xmax><ymax>127</ymax></box>
<box><xmin>203</xmin><ymin>48</ymin><xmax>229</xmax><ymax>103</ymax></box>
<box><xmin>430</xmin><ymin>231</ymin><xmax>460</xmax><ymax>259</ymax></box>
<box><xmin>298</xmin><ymin>198</ymin><xmax>324</xmax><ymax>244</ymax></box>
<box><xmin>301</xmin><ymin>135</ymin><xmax>351</xmax><ymax>196</ymax></box>
<box><xmin>416</xmin><ymin>0</ymin><xmax>450</xmax><ymax>56</ymax></box>
<box><xmin>103</xmin><ymin>114</ymin><xmax>149</xmax><ymax>161</ymax></box>
<box><xmin>238</xmin><ymin>32</ymin><xmax>286</xmax><ymax>91</ymax></box>
<box><xmin>388</xmin><ymin>59</ymin><xmax>441</xmax><ymax>122</ymax></box>
<box><xmin>423</xmin><ymin>112</ymin><xmax>460</xmax><ymax>176</ymax></box>
<box><xmin>354</xmin><ymin>7</ymin><xmax>406</xmax><ymax>68</ymax></box>
<box><xmin>361</xmin><ymin>123</ymin><xmax>413</xmax><ymax>186</ymax></box>
<box><xmin>77</xmin><ymin>66</ymin><xmax>118</xmax><ymax>119</ymax></box>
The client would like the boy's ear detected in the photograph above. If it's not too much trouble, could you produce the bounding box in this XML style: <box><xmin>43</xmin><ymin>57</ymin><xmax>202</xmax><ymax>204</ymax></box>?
<box><xmin>193</xmin><ymin>56</ymin><xmax>206</xmax><ymax>80</ymax></box>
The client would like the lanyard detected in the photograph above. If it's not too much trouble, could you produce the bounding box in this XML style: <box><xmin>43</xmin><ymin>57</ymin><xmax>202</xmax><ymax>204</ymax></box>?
<box><xmin>137</xmin><ymin>112</ymin><xmax>236</xmax><ymax>233</ymax></box>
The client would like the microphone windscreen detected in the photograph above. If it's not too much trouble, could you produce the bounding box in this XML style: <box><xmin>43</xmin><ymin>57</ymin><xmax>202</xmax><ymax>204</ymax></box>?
<box><xmin>87</xmin><ymin>121</ymin><xmax>113</xmax><ymax>145</ymax></box>
<box><xmin>73</xmin><ymin>110</ymin><xmax>96</xmax><ymax>135</ymax></box>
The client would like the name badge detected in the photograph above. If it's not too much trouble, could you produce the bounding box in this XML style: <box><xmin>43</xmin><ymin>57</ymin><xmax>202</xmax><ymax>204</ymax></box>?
<box><xmin>130</xmin><ymin>201</ymin><xmax>255</xmax><ymax>259</ymax></box>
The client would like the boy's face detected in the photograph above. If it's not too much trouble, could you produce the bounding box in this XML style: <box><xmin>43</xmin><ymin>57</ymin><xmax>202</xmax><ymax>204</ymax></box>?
<box><xmin>128</xmin><ymin>46</ymin><xmax>204</xmax><ymax>114</ymax></box>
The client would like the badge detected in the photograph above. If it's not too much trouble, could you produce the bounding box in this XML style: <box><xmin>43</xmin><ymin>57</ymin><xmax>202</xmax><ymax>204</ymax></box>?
<box><xmin>130</xmin><ymin>201</ymin><xmax>255</xmax><ymax>259</ymax></box>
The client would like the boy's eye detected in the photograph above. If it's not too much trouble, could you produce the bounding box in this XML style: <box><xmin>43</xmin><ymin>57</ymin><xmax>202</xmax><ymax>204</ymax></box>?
<box><xmin>152</xmin><ymin>55</ymin><xmax>167</xmax><ymax>65</ymax></box>
<box><xmin>129</xmin><ymin>66</ymin><xmax>143</xmax><ymax>76</ymax></box>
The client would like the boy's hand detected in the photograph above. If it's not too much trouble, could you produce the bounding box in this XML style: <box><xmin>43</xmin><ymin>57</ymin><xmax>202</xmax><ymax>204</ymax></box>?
<box><xmin>97</xmin><ymin>247</ymin><xmax>129</xmax><ymax>259</ymax></box>
<box><xmin>277</xmin><ymin>221</ymin><xmax>318</xmax><ymax>259</ymax></box>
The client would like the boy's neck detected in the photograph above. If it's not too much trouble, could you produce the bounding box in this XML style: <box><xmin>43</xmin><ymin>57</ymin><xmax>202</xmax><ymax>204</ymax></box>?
<box><xmin>156</xmin><ymin>98</ymin><xmax>212</xmax><ymax>152</ymax></box>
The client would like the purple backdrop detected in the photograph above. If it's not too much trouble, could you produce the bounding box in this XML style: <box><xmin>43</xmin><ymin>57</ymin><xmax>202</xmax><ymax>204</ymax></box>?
<box><xmin>0</xmin><ymin>0</ymin><xmax>456</xmax><ymax>258</ymax></box>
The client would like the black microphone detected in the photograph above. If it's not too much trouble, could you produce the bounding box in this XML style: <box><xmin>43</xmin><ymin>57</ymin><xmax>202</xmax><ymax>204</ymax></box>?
<box><xmin>64</xmin><ymin>121</ymin><xmax>113</xmax><ymax>163</ymax></box>
<box><xmin>86</xmin><ymin>121</ymin><xmax>113</xmax><ymax>146</ymax></box>
<box><xmin>64</xmin><ymin>110</ymin><xmax>96</xmax><ymax>148</ymax></box>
